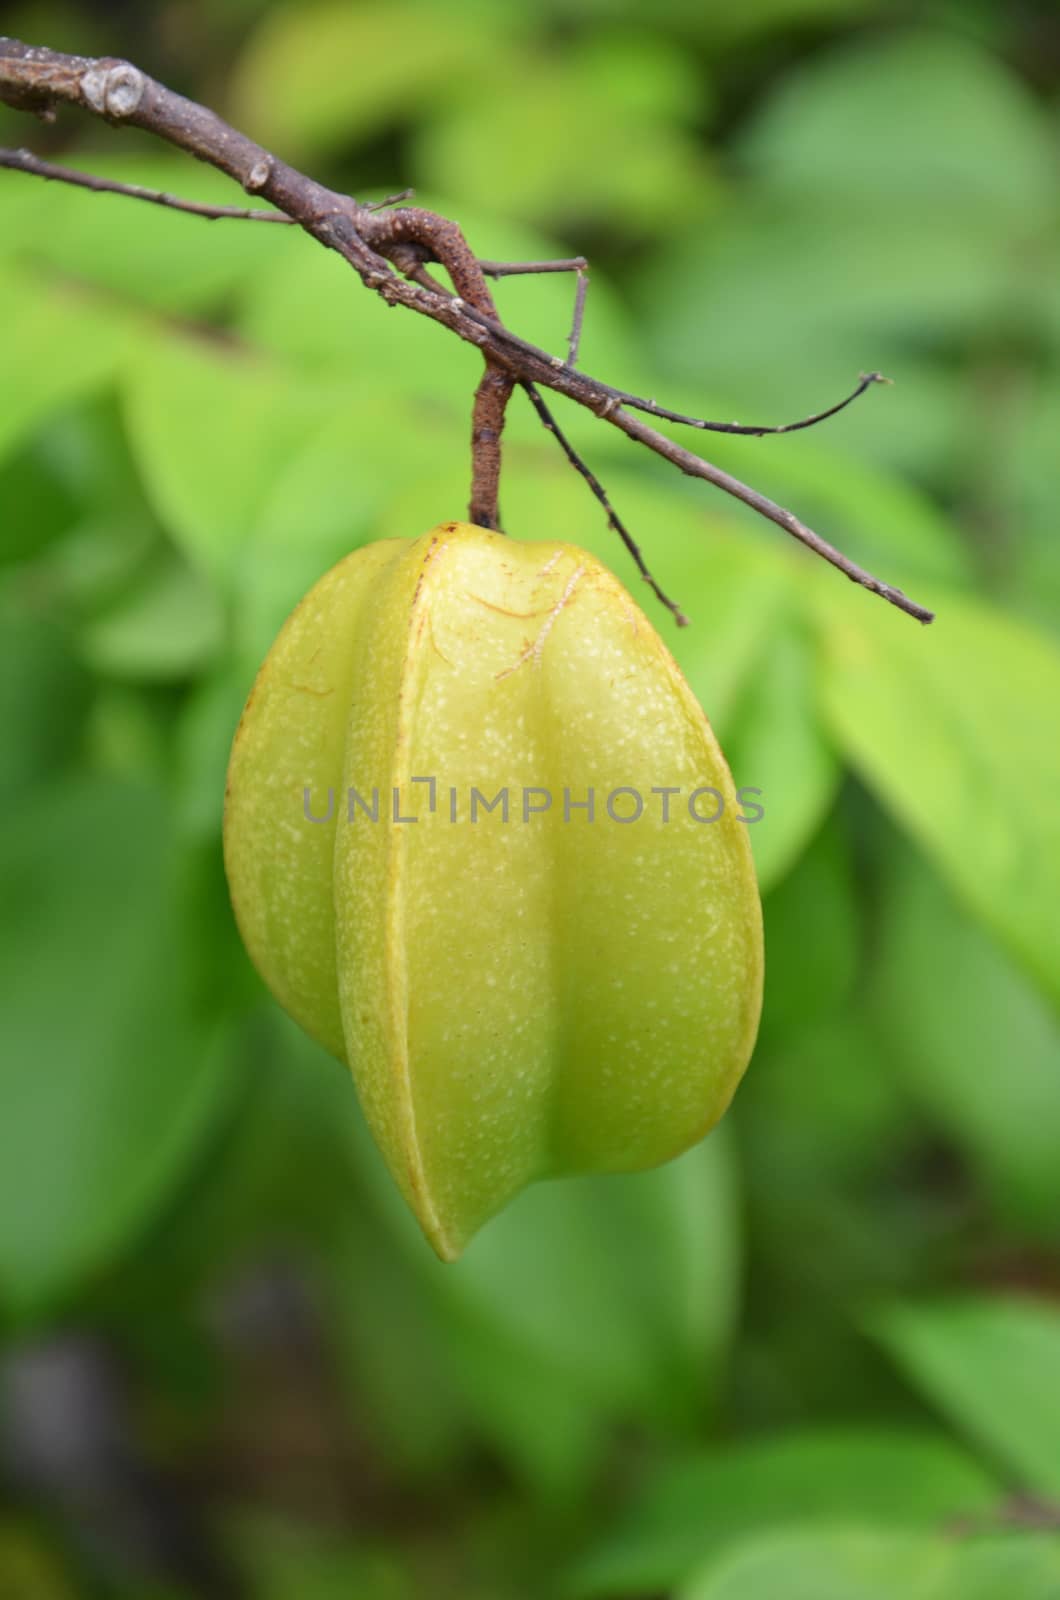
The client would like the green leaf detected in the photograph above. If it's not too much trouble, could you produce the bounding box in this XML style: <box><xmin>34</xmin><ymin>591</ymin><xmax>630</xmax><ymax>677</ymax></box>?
<box><xmin>568</xmin><ymin>1428</ymin><xmax>999</xmax><ymax>1597</ymax></box>
<box><xmin>946</xmin><ymin>1538</ymin><xmax>1060</xmax><ymax>1600</ymax></box>
<box><xmin>680</xmin><ymin>1528</ymin><xmax>1060</xmax><ymax>1600</ymax></box>
<box><xmin>0</xmin><ymin>1520</ymin><xmax>78</xmax><ymax>1600</ymax></box>
<box><xmin>79</xmin><ymin>548</ymin><xmax>225</xmax><ymax>680</ymax></box>
<box><xmin>0</xmin><ymin>443</ymin><xmax>80</xmax><ymax>567</ymax></box>
<box><xmin>0</xmin><ymin>261</ymin><xmax>135</xmax><ymax>471</ymax></box>
<box><xmin>347</xmin><ymin>1100</ymin><xmax>740</xmax><ymax>1491</ymax></box>
<box><xmin>640</xmin><ymin>203</ymin><xmax>1013</xmax><ymax>448</ymax></box>
<box><xmin>817</xmin><ymin>588</ymin><xmax>1060</xmax><ymax>1013</ymax></box>
<box><xmin>230</xmin><ymin>398</ymin><xmax>428</xmax><ymax>676</ymax></box>
<box><xmin>234</xmin><ymin>1519</ymin><xmax>412</xmax><ymax>1600</ymax></box>
<box><xmin>758</xmin><ymin>821</ymin><xmax>859</xmax><ymax>1042</ymax></box>
<box><xmin>44</xmin><ymin>512</ymin><xmax>158</xmax><ymax>619</ymax></box>
<box><xmin>744</xmin><ymin>1014</ymin><xmax>908</xmax><ymax>1191</ymax></box>
<box><xmin>739</xmin><ymin>32</ymin><xmax>1056</xmax><ymax>227</ymax></box>
<box><xmin>872</xmin><ymin>849</ymin><xmax>1060</xmax><ymax>1234</ymax></box>
<box><xmin>641</xmin><ymin>33</ymin><xmax>1056</xmax><ymax>495</ymax></box>
<box><xmin>0</xmin><ymin>154</ymin><xmax>296</xmax><ymax>314</ymax></box>
<box><xmin>0</xmin><ymin>778</ymin><xmax>239</xmax><ymax>1317</ymax></box>
<box><xmin>1004</xmin><ymin>385</ymin><xmax>1060</xmax><ymax>633</ymax></box>
<box><xmin>683</xmin><ymin>0</ymin><xmax>876</xmax><ymax>40</ymax></box>
<box><xmin>174</xmin><ymin>669</ymin><xmax>250</xmax><ymax>838</ymax></box>
<box><xmin>449</xmin><ymin>1131</ymin><xmax>741</xmax><ymax>1423</ymax></box>
<box><xmin>721</xmin><ymin>427</ymin><xmax>971</xmax><ymax>593</ymax></box>
<box><xmin>415</xmin><ymin>34</ymin><xmax>716</xmax><ymax>234</ymax></box>
<box><xmin>0</xmin><ymin>595</ymin><xmax>91</xmax><ymax>813</ymax></box>
<box><xmin>722</xmin><ymin>618</ymin><xmax>839</xmax><ymax>892</ymax></box>
<box><xmin>19</xmin><ymin>396</ymin><xmax>161</xmax><ymax>611</ymax></box>
<box><xmin>332</xmin><ymin>1210</ymin><xmax>470</xmax><ymax>1479</ymax></box>
<box><xmin>82</xmin><ymin>685</ymin><xmax>170</xmax><ymax>785</ymax></box>
<box><xmin>122</xmin><ymin>332</ymin><xmax>325</xmax><ymax>587</ymax></box>
<box><xmin>231</xmin><ymin>0</ymin><xmax>516</xmax><ymax>159</ymax></box>
<box><xmin>873</xmin><ymin>1298</ymin><xmax>1060</xmax><ymax>1497</ymax></box>
<box><xmin>450</xmin><ymin>1135</ymin><xmax>740</xmax><ymax>1490</ymax></box>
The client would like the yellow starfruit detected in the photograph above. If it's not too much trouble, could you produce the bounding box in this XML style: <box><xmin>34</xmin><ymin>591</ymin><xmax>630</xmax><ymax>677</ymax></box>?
<box><xmin>224</xmin><ymin>523</ymin><xmax>763</xmax><ymax>1259</ymax></box>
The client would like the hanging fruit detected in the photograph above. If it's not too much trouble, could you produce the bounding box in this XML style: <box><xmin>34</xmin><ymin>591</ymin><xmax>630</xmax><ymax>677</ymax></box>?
<box><xmin>224</xmin><ymin>522</ymin><xmax>763</xmax><ymax>1260</ymax></box>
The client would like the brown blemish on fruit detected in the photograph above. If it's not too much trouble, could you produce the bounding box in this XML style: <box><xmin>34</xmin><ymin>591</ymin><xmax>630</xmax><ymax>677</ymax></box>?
<box><xmin>411</xmin><ymin>535</ymin><xmax>445</xmax><ymax>609</ymax></box>
<box><xmin>288</xmin><ymin>682</ymin><xmax>335</xmax><ymax>697</ymax></box>
<box><xmin>468</xmin><ymin>592</ymin><xmax>550</xmax><ymax>621</ymax></box>
<box><xmin>427</xmin><ymin>609</ymin><xmax>454</xmax><ymax>666</ymax></box>
<box><xmin>495</xmin><ymin>566</ymin><xmax>585</xmax><ymax>680</ymax></box>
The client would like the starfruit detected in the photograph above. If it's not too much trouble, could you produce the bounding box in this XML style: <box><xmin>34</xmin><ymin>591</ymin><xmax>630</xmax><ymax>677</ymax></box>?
<box><xmin>224</xmin><ymin>523</ymin><xmax>763</xmax><ymax>1259</ymax></box>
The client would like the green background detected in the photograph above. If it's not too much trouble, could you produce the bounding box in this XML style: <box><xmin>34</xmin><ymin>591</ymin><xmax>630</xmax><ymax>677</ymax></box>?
<box><xmin>1</xmin><ymin>0</ymin><xmax>1059</xmax><ymax>1595</ymax></box>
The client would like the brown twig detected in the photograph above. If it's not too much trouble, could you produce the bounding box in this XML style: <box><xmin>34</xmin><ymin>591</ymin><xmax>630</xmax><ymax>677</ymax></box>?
<box><xmin>947</xmin><ymin>1494</ymin><xmax>1060</xmax><ymax>1538</ymax></box>
<box><xmin>567</xmin><ymin>269</ymin><xmax>589</xmax><ymax>367</ymax></box>
<box><xmin>0</xmin><ymin>35</ymin><xmax>934</xmax><ymax>625</ymax></box>
<box><xmin>479</xmin><ymin>257</ymin><xmax>589</xmax><ymax>277</ymax></box>
<box><xmin>365</xmin><ymin>188</ymin><xmax>415</xmax><ymax>211</ymax></box>
<box><xmin>522</xmin><ymin>383</ymin><xmax>688</xmax><ymax>625</ymax></box>
<box><xmin>0</xmin><ymin>146</ymin><xmax>412</xmax><ymax>221</ymax></box>
<box><xmin>0</xmin><ymin>144</ymin><xmax>294</xmax><ymax>218</ymax></box>
<box><xmin>613</xmin><ymin>370</ymin><xmax>893</xmax><ymax>436</ymax></box>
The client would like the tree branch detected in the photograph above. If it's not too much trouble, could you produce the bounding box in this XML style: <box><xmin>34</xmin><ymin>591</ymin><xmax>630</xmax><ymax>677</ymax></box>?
<box><xmin>0</xmin><ymin>144</ymin><xmax>294</xmax><ymax>219</ymax></box>
<box><xmin>0</xmin><ymin>35</ymin><xmax>934</xmax><ymax>626</ymax></box>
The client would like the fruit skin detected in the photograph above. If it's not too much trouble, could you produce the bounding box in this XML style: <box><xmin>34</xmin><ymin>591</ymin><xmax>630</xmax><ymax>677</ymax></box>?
<box><xmin>224</xmin><ymin>522</ymin><xmax>763</xmax><ymax>1260</ymax></box>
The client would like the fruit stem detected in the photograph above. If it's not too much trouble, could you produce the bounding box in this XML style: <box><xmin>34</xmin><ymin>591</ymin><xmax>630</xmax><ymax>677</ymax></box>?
<box><xmin>469</xmin><ymin>364</ymin><xmax>514</xmax><ymax>531</ymax></box>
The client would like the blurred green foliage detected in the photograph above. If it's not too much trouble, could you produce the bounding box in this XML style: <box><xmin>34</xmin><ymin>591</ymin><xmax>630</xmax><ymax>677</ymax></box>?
<box><xmin>1</xmin><ymin>1</ymin><xmax>1059</xmax><ymax>1596</ymax></box>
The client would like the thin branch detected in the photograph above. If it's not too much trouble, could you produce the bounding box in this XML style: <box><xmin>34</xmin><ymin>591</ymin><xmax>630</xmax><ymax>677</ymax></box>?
<box><xmin>479</xmin><ymin>257</ymin><xmax>589</xmax><ymax>277</ymax></box>
<box><xmin>365</xmin><ymin>187</ymin><xmax>414</xmax><ymax>211</ymax></box>
<box><xmin>611</xmin><ymin>406</ymin><xmax>935</xmax><ymax>623</ymax></box>
<box><xmin>522</xmin><ymin>383</ymin><xmax>688</xmax><ymax>626</ymax></box>
<box><xmin>567</xmin><ymin>269</ymin><xmax>588</xmax><ymax>367</ymax></box>
<box><xmin>0</xmin><ymin>144</ymin><xmax>294</xmax><ymax>219</ymax></box>
<box><xmin>610</xmin><ymin>369</ymin><xmax>892</xmax><ymax>436</ymax></box>
<box><xmin>0</xmin><ymin>147</ymin><xmax>413</xmax><ymax>221</ymax></box>
<box><xmin>0</xmin><ymin>35</ymin><xmax>934</xmax><ymax>625</ymax></box>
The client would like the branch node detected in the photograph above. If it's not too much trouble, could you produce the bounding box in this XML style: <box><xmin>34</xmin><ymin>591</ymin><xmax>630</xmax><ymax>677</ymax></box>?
<box><xmin>245</xmin><ymin>157</ymin><xmax>271</xmax><ymax>192</ymax></box>
<box><xmin>81</xmin><ymin>61</ymin><xmax>144</xmax><ymax>119</ymax></box>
